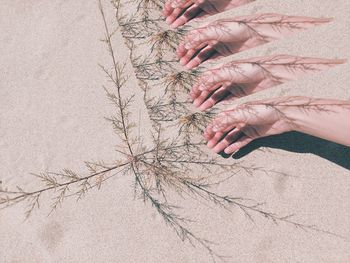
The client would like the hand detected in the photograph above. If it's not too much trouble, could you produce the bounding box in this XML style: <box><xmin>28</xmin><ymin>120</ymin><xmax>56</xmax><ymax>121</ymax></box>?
<box><xmin>204</xmin><ymin>96</ymin><xmax>350</xmax><ymax>154</ymax></box>
<box><xmin>204</xmin><ymin>100</ymin><xmax>293</xmax><ymax>154</ymax></box>
<box><xmin>190</xmin><ymin>55</ymin><xmax>345</xmax><ymax>111</ymax></box>
<box><xmin>191</xmin><ymin>62</ymin><xmax>271</xmax><ymax>111</ymax></box>
<box><xmin>163</xmin><ymin>0</ymin><xmax>254</xmax><ymax>29</ymax></box>
<box><xmin>177</xmin><ymin>14</ymin><xmax>332</xmax><ymax>69</ymax></box>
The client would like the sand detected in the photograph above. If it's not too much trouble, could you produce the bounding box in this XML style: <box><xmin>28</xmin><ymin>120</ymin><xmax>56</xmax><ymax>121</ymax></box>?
<box><xmin>0</xmin><ymin>0</ymin><xmax>349</xmax><ymax>262</ymax></box>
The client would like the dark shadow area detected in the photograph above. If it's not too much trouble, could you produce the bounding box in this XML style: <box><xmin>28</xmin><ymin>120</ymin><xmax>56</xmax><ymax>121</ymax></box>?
<box><xmin>230</xmin><ymin>131</ymin><xmax>350</xmax><ymax>170</ymax></box>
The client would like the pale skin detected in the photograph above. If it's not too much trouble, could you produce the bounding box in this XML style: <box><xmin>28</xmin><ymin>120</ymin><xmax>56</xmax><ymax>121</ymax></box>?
<box><xmin>175</xmin><ymin>14</ymin><xmax>332</xmax><ymax>69</ymax></box>
<box><xmin>204</xmin><ymin>97</ymin><xmax>350</xmax><ymax>154</ymax></box>
<box><xmin>190</xmin><ymin>55</ymin><xmax>346</xmax><ymax>111</ymax></box>
<box><xmin>163</xmin><ymin>0</ymin><xmax>255</xmax><ymax>28</ymax></box>
<box><xmin>163</xmin><ymin>6</ymin><xmax>348</xmax><ymax>152</ymax></box>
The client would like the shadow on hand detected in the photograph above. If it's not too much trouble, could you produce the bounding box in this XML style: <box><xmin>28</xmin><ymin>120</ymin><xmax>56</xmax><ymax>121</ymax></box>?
<box><xmin>231</xmin><ymin>131</ymin><xmax>350</xmax><ymax>170</ymax></box>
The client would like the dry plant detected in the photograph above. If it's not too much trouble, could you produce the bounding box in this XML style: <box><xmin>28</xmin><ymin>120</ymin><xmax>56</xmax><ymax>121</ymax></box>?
<box><xmin>0</xmin><ymin>0</ymin><xmax>345</xmax><ymax>261</ymax></box>
<box><xmin>110</xmin><ymin>0</ymin><xmax>345</xmax><ymax>259</ymax></box>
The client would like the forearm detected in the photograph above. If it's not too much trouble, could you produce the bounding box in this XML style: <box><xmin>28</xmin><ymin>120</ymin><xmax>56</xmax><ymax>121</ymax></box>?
<box><xmin>282</xmin><ymin>97</ymin><xmax>350</xmax><ymax>146</ymax></box>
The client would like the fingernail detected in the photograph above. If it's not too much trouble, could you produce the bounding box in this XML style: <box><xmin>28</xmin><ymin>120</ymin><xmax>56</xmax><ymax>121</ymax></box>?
<box><xmin>184</xmin><ymin>43</ymin><xmax>191</xmax><ymax>49</ymax></box>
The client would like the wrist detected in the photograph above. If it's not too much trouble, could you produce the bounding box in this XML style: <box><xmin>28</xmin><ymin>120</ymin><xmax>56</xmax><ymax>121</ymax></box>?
<box><xmin>269</xmin><ymin>96</ymin><xmax>316</xmax><ymax>133</ymax></box>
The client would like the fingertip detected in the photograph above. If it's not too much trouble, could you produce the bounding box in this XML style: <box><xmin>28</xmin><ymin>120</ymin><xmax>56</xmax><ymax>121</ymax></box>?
<box><xmin>185</xmin><ymin>56</ymin><xmax>202</xmax><ymax>69</ymax></box>
<box><xmin>198</xmin><ymin>84</ymin><xmax>207</xmax><ymax>91</ymax></box>
<box><xmin>203</xmin><ymin>132</ymin><xmax>211</xmax><ymax>141</ymax></box>
<box><xmin>170</xmin><ymin>23</ymin><xmax>178</xmax><ymax>29</ymax></box>
<box><xmin>185</xmin><ymin>63</ymin><xmax>195</xmax><ymax>70</ymax></box>
<box><xmin>165</xmin><ymin>17</ymin><xmax>172</xmax><ymax>25</ymax></box>
<box><xmin>176</xmin><ymin>43</ymin><xmax>187</xmax><ymax>57</ymax></box>
<box><xmin>171</xmin><ymin>17</ymin><xmax>187</xmax><ymax>29</ymax></box>
<box><xmin>212</xmin><ymin>125</ymin><xmax>220</xmax><ymax>133</ymax></box>
<box><xmin>199</xmin><ymin>105</ymin><xmax>207</xmax><ymax>111</ymax></box>
<box><xmin>199</xmin><ymin>101</ymin><xmax>213</xmax><ymax>111</ymax></box>
<box><xmin>207</xmin><ymin>140</ymin><xmax>216</xmax><ymax>149</ymax></box>
<box><xmin>212</xmin><ymin>146</ymin><xmax>222</xmax><ymax>154</ymax></box>
<box><xmin>193</xmin><ymin>98</ymin><xmax>201</xmax><ymax>107</ymax></box>
<box><xmin>176</xmin><ymin>49</ymin><xmax>182</xmax><ymax>59</ymax></box>
<box><xmin>224</xmin><ymin>146</ymin><xmax>239</xmax><ymax>155</ymax></box>
<box><xmin>223</xmin><ymin>148</ymin><xmax>231</xmax><ymax>154</ymax></box>
<box><xmin>189</xmin><ymin>91</ymin><xmax>195</xmax><ymax>100</ymax></box>
<box><xmin>180</xmin><ymin>58</ymin><xmax>187</xmax><ymax>66</ymax></box>
<box><xmin>184</xmin><ymin>42</ymin><xmax>192</xmax><ymax>50</ymax></box>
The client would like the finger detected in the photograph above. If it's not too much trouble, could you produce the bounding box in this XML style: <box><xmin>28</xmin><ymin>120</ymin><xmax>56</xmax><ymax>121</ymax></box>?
<box><xmin>212</xmin><ymin>110</ymin><xmax>243</xmax><ymax>133</ymax></box>
<box><xmin>193</xmin><ymin>90</ymin><xmax>210</xmax><ymax>107</ymax></box>
<box><xmin>207</xmin><ymin>131</ymin><xmax>225</xmax><ymax>149</ymax></box>
<box><xmin>185</xmin><ymin>45</ymin><xmax>216</xmax><ymax>69</ymax></box>
<box><xmin>212</xmin><ymin>128</ymin><xmax>242</xmax><ymax>153</ymax></box>
<box><xmin>199</xmin><ymin>86</ymin><xmax>230</xmax><ymax>111</ymax></box>
<box><xmin>170</xmin><ymin>4</ymin><xmax>202</xmax><ymax>28</ymax></box>
<box><xmin>196</xmin><ymin>69</ymin><xmax>228</xmax><ymax>91</ymax></box>
<box><xmin>163</xmin><ymin>1</ymin><xmax>174</xmax><ymax>17</ymax></box>
<box><xmin>179</xmin><ymin>43</ymin><xmax>207</xmax><ymax>66</ymax></box>
<box><xmin>203</xmin><ymin>124</ymin><xmax>215</xmax><ymax>141</ymax></box>
<box><xmin>190</xmin><ymin>83</ymin><xmax>201</xmax><ymax>100</ymax></box>
<box><xmin>182</xmin><ymin>26</ymin><xmax>216</xmax><ymax>50</ymax></box>
<box><xmin>224</xmin><ymin>135</ymin><xmax>253</xmax><ymax>154</ymax></box>
<box><xmin>176</xmin><ymin>42</ymin><xmax>187</xmax><ymax>59</ymax></box>
<box><xmin>166</xmin><ymin>6</ymin><xmax>188</xmax><ymax>25</ymax></box>
<box><xmin>195</xmin><ymin>83</ymin><xmax>224</xmax><ymax>109</ymax></box>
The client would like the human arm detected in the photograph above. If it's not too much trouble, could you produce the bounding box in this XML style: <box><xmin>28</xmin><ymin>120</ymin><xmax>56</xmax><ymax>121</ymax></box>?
<box><xmin>204</xmin><ymin>96</ymin><xmax>350</xmax><ymax>154</ymax></box>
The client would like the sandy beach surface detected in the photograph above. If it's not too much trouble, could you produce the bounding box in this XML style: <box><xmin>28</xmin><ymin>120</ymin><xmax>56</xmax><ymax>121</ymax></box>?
<box><xmin>0</xmin><ymin>0</ymin><xmax>349</xmax><ymax>262</ymax></box>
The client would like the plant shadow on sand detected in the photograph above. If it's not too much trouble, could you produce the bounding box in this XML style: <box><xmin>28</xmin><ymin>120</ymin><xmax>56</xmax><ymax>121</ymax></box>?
<box><xmin>221</xmin><ymin>131</ymin><xmax>350</xmax><ymax>170</ymax></box>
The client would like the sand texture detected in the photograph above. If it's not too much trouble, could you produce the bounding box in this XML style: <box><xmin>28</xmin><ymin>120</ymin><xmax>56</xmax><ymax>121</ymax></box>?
<box><xmin>0</xmin><ymin>0</ymin><xmax>350</xmax><ymax>262</ymax></box>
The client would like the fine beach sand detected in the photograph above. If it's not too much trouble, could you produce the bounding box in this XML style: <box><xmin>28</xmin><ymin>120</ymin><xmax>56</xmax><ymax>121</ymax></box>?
<box><xmin>1</xmin><ymin>0</ymin><xmax>350</xmax><ymax>262</ymax></box>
